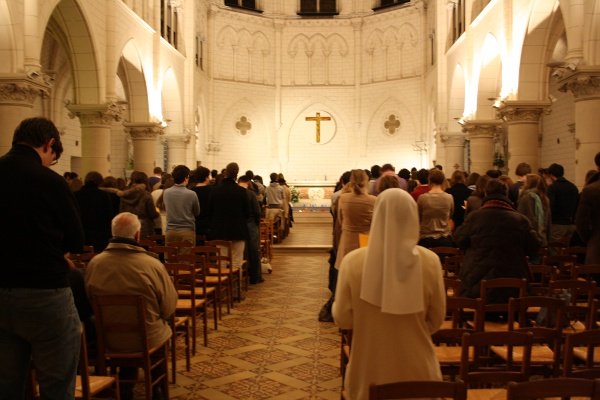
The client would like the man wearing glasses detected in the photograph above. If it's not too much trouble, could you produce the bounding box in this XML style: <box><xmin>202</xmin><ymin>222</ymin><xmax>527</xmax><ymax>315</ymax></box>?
<box><xmin>0</xmin><ymin>117</ymin><xmax>84</xmax><ymax>399</ymax></box>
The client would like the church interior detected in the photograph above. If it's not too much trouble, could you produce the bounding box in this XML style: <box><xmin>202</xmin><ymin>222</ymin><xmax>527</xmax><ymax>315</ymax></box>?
<box><xmin>3</xmin><ymin>0</ymin><xmax>600</xmax><ymax>399</ymax></box>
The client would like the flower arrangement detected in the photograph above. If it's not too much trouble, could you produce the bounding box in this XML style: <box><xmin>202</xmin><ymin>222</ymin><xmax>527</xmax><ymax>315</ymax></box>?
<box><xmin>290</xmin><ymin>185</ymin><xmax>299</xmax><ymax>203</ymax></box>
<box><xmin>493</xmin><ymin>152</ymin><xmax>505</xmax><ymax>168</ymax></box>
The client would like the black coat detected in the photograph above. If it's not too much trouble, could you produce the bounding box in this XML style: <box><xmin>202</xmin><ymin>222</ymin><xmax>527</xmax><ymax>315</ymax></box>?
<box><xmin>208</xmin><ymin>178</ymin><xmax>250</xmax><ymax>240</ymax></box>
<box><xmin>455</xmin><ymin>195</ymin><xmax>541</xmax><ymax>302</ymax></box>
<box><xmin>576</xmin><ymin>175</ymin><xmax>600</xmax><ymax>264</ymax></box>
<box><xmin>445</xmin><ymin>183</ymin><xmax>472</xmax><ymax>228</ymax></box>
<box><xmin>75</xmin><ymin>183</ymin><xmax>115</xmax><ymax>252</ymax></box>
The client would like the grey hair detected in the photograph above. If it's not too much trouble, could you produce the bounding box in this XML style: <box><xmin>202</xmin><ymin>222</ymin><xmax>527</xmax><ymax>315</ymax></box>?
<box><xmin>111</xmin><ymin>212</ymin><xmax>141</xmax><ymax>238</ymax></box>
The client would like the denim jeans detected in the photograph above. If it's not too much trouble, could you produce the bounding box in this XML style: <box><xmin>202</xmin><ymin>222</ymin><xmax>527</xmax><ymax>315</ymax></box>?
<box><xmin>0</xmin><ymin>287</ymin><xmax>81</xmax><ymax>400</ymax></box>
<box><xmin>246</xmin><ymin>222</ymin><xmax>262</xmax><ymax>283</ymax></box>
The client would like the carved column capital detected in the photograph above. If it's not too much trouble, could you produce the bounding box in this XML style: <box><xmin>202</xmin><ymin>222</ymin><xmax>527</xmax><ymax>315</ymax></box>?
<box><xmin>497</xmin><ymin>100</ymin><xmax>551</xmax><ymax>124</ymax></box>
<box><xmin>440</xmin><ymin>133</ymin><xmax>466</xmax><ymax>147</ymax></box>
<box><xmin>66</xmin><ymin>101</ymin><xmax>126</xmax><ymax>126</ymax></box>
<box><xmin>165</xmin><ymin>134</ymin><xmax>191</xmax><ymax>147</ymax></box>
<box><xmin>558</xmin><ymin>67</ymin><xmax>600</xmax><ymax>100</ymax></box>
<box><xmin>0</xmin><ymin>77</ymin><xmax>49</xmax><ymax>106</ymax></box>
<box><xmin>461</xmin><ymin>119</ymin><xmax>502</xmax><ymax>138</ymax></box>
<box><xmin>124</xmin><ymin>122</ymin><xmax>164</xmax><ymax>140</ymax></box>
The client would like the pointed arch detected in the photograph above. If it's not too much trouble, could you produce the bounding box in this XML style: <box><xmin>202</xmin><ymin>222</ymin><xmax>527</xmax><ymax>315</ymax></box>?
<box><xmin>117</xmin><ymin>39</ymin><xmax>150</xmax><ymax>122</ymax></box>
<box><xmin>475</xmin><ymin>33</ymin><xmax>502</xmax><ymax>119</ymax></box>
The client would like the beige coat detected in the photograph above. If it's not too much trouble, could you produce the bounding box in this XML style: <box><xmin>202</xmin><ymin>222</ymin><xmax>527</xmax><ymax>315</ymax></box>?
<box><xmin>334</xmin><ymin>192</ymin><xmax>376</xmax><ymax>269</ymax></box>
<box><xmin>85</xmin><ymin>242</ymin><xmax>178</xmax><ymax>352</ymax></box>
<box><xmin>333</xmin><ymin>246</ymin><xmax>445</xmax><ymax>400</ymax></box>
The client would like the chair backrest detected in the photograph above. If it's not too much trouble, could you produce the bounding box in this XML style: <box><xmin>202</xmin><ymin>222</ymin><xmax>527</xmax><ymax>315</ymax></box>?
<box><xmin>563</xmin><ymin>329</ymin><xmax>600</xmax><ymax>379</ymax></box>
<box><xmin>443</xmin><ymin>255</ymin><xmax>464</xmax><ymax>278</ymax></box>
<box><xmin>149</xmin><ymin>245</ymin><xmax>178</xmax><ymax>263</ymax></box>
<box><xmin>205</xmin><ymin>240</ymin><xmax>234</xmax><ymax>268</ymax></box>
<box><xmin>572</xmin><ymin>264</ymin><xmax>600</xmax><ymax>283</ymax></box>
<box><xmin>543</xmin><ymin>254</ymin><xmax>578</xmax><ymax>277</ymax></box>
<box><xmin>192</xmin><ymin>245</ymin><xmax>222</xmax><ymax>275</ymax></box>
<box><xmin>444</xmin><ymin>277</ymin><xmax>462</xmax><ymax>297</ymax></box>
<box><xmin>368</xmin><ymin>380</ymin><xmax>467</xmax><ymax>400</ymax></box>
<box><xmin>480</xmin><ymin>278</ymin><xmax>527</xmax><ymax>313</ymax></box>
<box><xmin>92</xmin><ymin>295</ymin><xmax>150</xmax><ymax>360</ymax></box>
<box><xmin>528</xmin><ymin>264</ymin><xmax>558</xmax><ymax>295</ymax></box>
<box><xmin>507</xmin><ymin>377</ymin><xmax>600</xmax><ymax>400</ymax></box>
<box><xmin>78</xmin><ymin>324</ymin><xmax>92</xmax><ymax>399</ymax></box>
<box><xmin>562</xmin><ymin>246</ymin><xmax>588</xmax><ymax>264</ymax></box>
<box><xmin>460</xmin><ymin>331</ymin><xmax>533</xmax><ymax>386</ymax></box>
<box><xmin>446</xmin><ymin>296</ymin><xmax>483</xmax><ymax>331</ymax></box>
<box><xmin>508</xmin><ymin>296</ymin><xmax>566</xmax><ymax>330</ymax></box>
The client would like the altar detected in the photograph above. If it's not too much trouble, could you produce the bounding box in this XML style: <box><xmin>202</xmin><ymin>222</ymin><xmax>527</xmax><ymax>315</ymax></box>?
<box><xmin>289</xmin><ymin>180</ymin><xmax>336</xmax><ymax>209</ymax></box>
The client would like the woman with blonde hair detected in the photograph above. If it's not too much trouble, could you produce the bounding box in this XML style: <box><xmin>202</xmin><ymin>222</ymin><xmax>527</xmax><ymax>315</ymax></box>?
<box><xmin>334</xmin><ymin>169</ymin><xmax>376</xmax><ymax>269</ymax></box>
<box><xmin>333</xmin><ymin>189</ymin><xmax>445</xmax><ymax>400</ymax></box>
<box><xmin>518</xmin><ymin>173</ymin><xmax>551</xmax><ymax>247</ymax></box>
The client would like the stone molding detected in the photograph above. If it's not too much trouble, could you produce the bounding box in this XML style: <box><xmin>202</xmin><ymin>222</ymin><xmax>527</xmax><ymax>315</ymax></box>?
<box><xmin>123</xmin><ymin>122</ymin><xmax>164</xmax><ymax>139</ymax></box>
<box><xmin>497</xmin><ymin>100</ymin><xmax>550</xmax><ymax>124</ymax></box>
<box><xmin>0</xmin><ymin>77</ymin><xmax>49</xmax><ymax>106</ymax></box>
<box><xmin>558</xmin><ymin>67</ymin><xmax>600</xmax><ymax>100</ymax></box>
<box><xmin>165</xmin><ymin>134</ymin><xmax>191</xmax><ymax>147</ymax></box>
<box><xmin>460</xmin><ymin>119</ymin><xmax>502</xmax><ymax>138</ymax></box>
<box><xmin>440</xmin><ymin>134</ymin><xmax>466</xmax><ymax>147</ymax></box>
<box><xmin>66</xmin><ymin>102</ymin><xmax>126</xmax><ymax>126</ymax></box>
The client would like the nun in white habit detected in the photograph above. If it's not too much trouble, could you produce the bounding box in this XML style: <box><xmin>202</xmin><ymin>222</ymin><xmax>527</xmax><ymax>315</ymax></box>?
<box><xmin>332</xmin><ymin>188</ymin><xmax>446</xmax><ymax>400</ymax></box>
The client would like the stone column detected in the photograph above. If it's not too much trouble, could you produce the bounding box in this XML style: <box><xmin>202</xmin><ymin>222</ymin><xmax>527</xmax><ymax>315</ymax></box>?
<box><xmin>440</xmin><ymin>133</ymin><xmax>466</xmax><ymax>173</ymax></box>
<box><xmin>497</xmin><ymin>100</ymin><xmax>550</xmax><ymax>181</ymax></box>
<box><xmin>165</xmin><ymin>134</ymin><xmax>190</xmax><ymax>171</ymax></box>
<box><xmin>124</xmin><ymin>122</ymin><xmax>164</xmax><ymax>176</ymax></box>
<box><xmin>461</xmin><ymin>120</ymin><xmax>501</xmax><ymax>174</ymax></box>
<box><xmin>0</xmin><ymin>77</ymin><xmax>49</xmax><ymax>155</ymax></box>
<box><xmin>559</xmin><ymin>67</ymin><xmax>600</xmax><ymax>187</ymax></box>
<box><xmin>67</xmin><ymin>102</ymin><xmax>124</xmax><ymax>176</ymax></box>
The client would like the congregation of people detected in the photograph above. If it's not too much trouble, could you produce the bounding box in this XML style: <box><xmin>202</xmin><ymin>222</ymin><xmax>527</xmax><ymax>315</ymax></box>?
<box><xmin>327</xmin><ymin>156</ymin><xmax>600</xmax><ymax>399</ymax></box>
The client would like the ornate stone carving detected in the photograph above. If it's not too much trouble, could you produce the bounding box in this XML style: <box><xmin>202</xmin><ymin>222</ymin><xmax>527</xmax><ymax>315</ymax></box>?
<box><xmin>497</xmin><ymin>100</ymin><xmax>551</xmax><ymax>123</ymax></box>
<box><xmin>206</xmin><ymin>140</ymin><xmax>221</xmax><ymax>153</ymax></box>
<box><xmin>0</xmin><ymin>79</ymin><xmax>49</xmax><ymax>105</ymax></box>
<box><xmin>440</xmin><ymin>134</ymin><xmax>466</xmax><ymax>147</ymax></box>
<box><xmin>558</xmin><ymin>68</ymin><xmax>600</xmax><ymax>99</ymax></box>
<box><xmin>460</xmin><ymin>120</ymin><xmax>502</xmax><ymax>138</ymax></box>
<box><xmin>67</xmin><ymin>101</ymin><xmax>126</xmax><ymax>126</ymax></box>
<box><xmin>123</xmin><ymin>122</ymin><xmax>164</xmax><ymax>139</ymax></box>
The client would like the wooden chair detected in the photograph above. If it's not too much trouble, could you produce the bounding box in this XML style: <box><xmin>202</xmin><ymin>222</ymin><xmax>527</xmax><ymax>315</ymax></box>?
<box><xmin>148</xmin><ymin>245</ymin><xmax>178</xmax><ymax>263</ymax></box>
<box><xmin>429</xmin><ymin>246</ymin><xmax>461</xmax><ymax>264</ymax></box>
<box><xmin>432</xmin><ymin>297</ymin><xmax>483</xmax><ymax>377</ymax></box>
<box><xmin>368</xmin><ymin>380</ymin><xmax>467</xmax><ymax>400</ymax></box>
<box><xmin>460</xmin><ymin>331</ymin><xmax>533</xmax><ymax>400</ymax></box>
<box><xmin>192</xmin><ymin>245</ymin><xmax>231</xmax><ymax>318</ymax></box>
<box><xmin>443</xmin><ymin>254</ymin><xmax>464</xmax><ymax>278</ymax></box>
<box><xmin>563</xmin><ymin>329</ymin><xmax>600</xmax><ymax>379</ymax></box>
<box><xmin>479</xmin><ymin>278</ymin><xmax>527</xmax><ymax>331</ymax></box>
<box><xmin>562</xmin><ymin>246</ymin><xmax>588</xmax><ymax>264</ymax></box>
<box><xmin>507</xmin><ymin>377</ymin><xmax>600</xmax><ymax>400</ymax></box>
<box><xmin>490</xmin><ymin>296</ymin><xmax>565</xmax><ymax>377</ymax></box>
<box><xmin>527</xmin><ymin>264</ymin><xmax>558</xmax><ymax>296</ymax></box>
<box><xmin>444</xmin><ymin>277</ymin><xmax>462</xmax><ymax>297</ymax></box>
<box><xmin>340</xmin><ymin>329</ymin><xmax>352</xmax><ymax>385</ymax></box>
<box><xmin>91</xmin><ymin>295</ymin><xmax>169</xmax><ymax>400</ymax></box>
<box><xmin>205</xmin><ymin>239</ymin><xmax>245</xmax><ymax>303</ymax></box>
<box><xmin>543</xmin><ymin>254</ymin><xmax>578</xmax><ymax>278</ymax></box>
<box><xmin>145</xmin><ymin>234</ymin><xmax>166</xmax><ymax>245</ymax></box>
<box><xmin>548</xmin><ymin>279</ymin><xmax>597</xmax><ymax>333</ymax></box>
<box><xmin>169</xmin><ymin>315</ymin><xmax>191</xmax><ymax>383</ymax></box>
<box><xmin>572</xmin><ymin>264</ymin><xmax>600</xmax><ymax>283</ymax></box>
<box><xmin>176</xmin><ymin>253</ymin><xmax>219</xmax><ymax>331</ymax></box>
<box><xmin>259</xmin><ymin>220</ymin><xmax>274</xmax><ymax>262</ymax></box>
<box><xmin>164</xmin><ymin>262</ymin><xmax>208</xmax><ymax>354</ymax></box>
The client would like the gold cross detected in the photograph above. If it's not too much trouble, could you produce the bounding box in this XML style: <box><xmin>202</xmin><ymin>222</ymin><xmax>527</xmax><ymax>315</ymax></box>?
<box><xmin>305</xmin><ymin>112</ymin><xmax>332</xmax><ymax>143</ymax></box>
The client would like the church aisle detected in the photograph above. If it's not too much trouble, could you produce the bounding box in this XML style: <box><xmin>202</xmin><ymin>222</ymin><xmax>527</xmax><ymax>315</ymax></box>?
<box><xmin>169</xmin><ymin>249</ymin><xmax>340</xmax><ymax>399</ymax></box>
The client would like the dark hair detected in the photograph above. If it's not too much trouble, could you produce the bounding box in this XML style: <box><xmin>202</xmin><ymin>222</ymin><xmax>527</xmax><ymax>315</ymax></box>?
<box><xmin>130</xmin><ymin>171</ymin><xmax>149</xmax><ymax>188</ymax></box>
<box><xmin>341</xmin><ymin>170</ymin><xmax>352</xmax><ymax>185</ymax></box>
<box><xmin>398</xmin><ymin>168</ymin><xmax>411</xmax><ymax>180</ymax></box>
<box><xmin>370</xmin><ymin>165</ymin><xmax>381</xmax><ymax>179</ymax></box>
<box><xmin>474</xmin><ymin>175</ymin><xmax>490</xmax><ymax>197</ymax></box>
<box><xmin>486</xmin><ymin>169</ymin><xmax>502</xmax><ymax>178</ymax></box>
<box><xmin>547</xmin><ymin>163</ymin><xmax>564</xmax><ymax>178</ymax></box>
<box><xmin>238</xmin><ymin>175</ymin><xmax>250</xmax><ymax>183</ymax></box>
<box><xmin>193</xmin><ymin>166</ymin><xmax>211</xmax><ymax>183</ymax></box>
<box><xmin>595</xmin><ymin>152</ymin><xmax>600</xmax><ymax>168</ymax></box>
<box><xmin>245</xmin><ymin>170</ymin><xmax>255</xmax><ymax>179</ymax></box>
<box><xmin>225</xmin><ymin>162</ymin><xmax>239</xmax><ymax>179</ymax></box>
<box><xmin>84</xmin><ymin>171</ymin><xmax>103</xmax><ymax>186</ymax></box>
<box><xmin>101</xmin><ymin>176</ymin><xmax>117</xmax><ymax>188</ymax></box>
<box><xmin>450</xmin><ymin>170</ymin><xmax>465</xmax><ymax>185</ymax></box>
<box><xmin>12</xmin><ymin>117</ymin><xmax>63</xmax><ymax>161</ymax></box>
<box><xmin>153</xmin><ymin>166</ymin><xmax>163</xmax><ymax>174</ymax></box>
<box><xmin>485</xmin><ymin>179</ymin><xmax>508</xmax><ymax>197</ymax></box>
<box><xmin>270</xmin><ymin>172</ymin><xmax>278</xmax><ymax>182</ymax></box>
<box><xmin>435</xmin><ymin>164</ymin><xmax>443</xmax><ymax>170</ymax></box>
<box><xmin>466</xmin><ymin>172</ymin><xmax>480</xmax><ymax>187</ymax></box>
<box><xmin>171</xmin><ymin>165</ymin><xmax>190</xmax><ymax>184</ymax></box>
<box><xmin>381</xmin><ymin>163</ymin><xmax>395</xmax><ymax>172</ymax></box>
<box><xmin>254</xmin><ymin>175</ymin><xmax>263</xmax><ymax>184</ymax></box>
<box><xmin>428</xmin><ymin>168</ymin><xmax>446</xmax><ymax>185</ymax></box>
<box><xmin>378</xmin><ymin>175</ymin><xmax>401</xmax><ymax>193</ymax></box>
<box><xmin>364</xmin><ymin>169</ymin><xmax>372</xmax><ymax>179</ymax></box>
<box><xmin>416</xmin><ymin>168</ymin><xmax>429</xmax><ymax>184</ymax></box>
<box><xmin>210</xmin><ymin>169</ymin><xmax>218</xmax><ymax>179</ymax></box>
<box><xmin>515</xmin><ymin>162</ymin><xmax>532</xmax><ymax>177</ymax></box>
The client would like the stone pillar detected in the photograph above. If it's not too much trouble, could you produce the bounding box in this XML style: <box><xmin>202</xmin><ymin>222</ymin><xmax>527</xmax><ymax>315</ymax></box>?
<box><xmin>0</xmin><ymin>77</ymin><xmax>49</xmax><ymax>155</ymax></box>
<box><xmin>165</xmin><ymin>134</ymin><xmax>190</xmax><ymax>171</ymax></box>
<box><xmin>461</xmin><ymin>120</ymin><xmax>501</xmax><ymax>174</ymax></box>
<box><xmin>497</xmin><ymin>100</ymin><xmax>550</xmax><ymax>181</ymax></box>
<box><xmin>124</xmin><ymin>122</ymin><xmax>164</xmax><ymax>176</ymax></box>
<box><xmin>559</xmin><ymin>67</ymin><xmax>600</xmax><ymax>187</ymax></box>
<box><xmin>67</xmin><ymin>102</ymin><xmax>124</xmax><ymax>177</ymax></box>
<box><xmin>440</xmin><ymin>133</ymin><xmax>466</xmax><ymax>173</ymax></box>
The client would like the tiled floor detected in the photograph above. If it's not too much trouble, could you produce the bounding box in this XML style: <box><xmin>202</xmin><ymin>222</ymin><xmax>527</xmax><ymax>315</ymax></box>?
<box><xmin>168</xmin><ymin>212</ymin><xmax>340</xmax><ymax>399</ymax></box>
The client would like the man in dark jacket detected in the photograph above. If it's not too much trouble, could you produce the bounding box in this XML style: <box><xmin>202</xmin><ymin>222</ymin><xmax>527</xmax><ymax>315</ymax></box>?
<box><xmin>0</xmin><ymin>117</ymin><xmax>84</xmax><ymax>398</ymax></box>
<box><xmin>455</xmin><ymin>179</ymin><xmax>540</xmax><ymax>304</ymax></box>
<box><xmin>575</xmin><ymin>152</ymin><xmax>600</xmax><ymax>264</ymax></box>
<box><xmin>547</xmin><ymin>163</ymin><xmax>579</xmax><ymax>244</ymax></box>
<box><xmin>75</xmin><ymin>171</ymin><xmax>115</xmax><ymax>252</ymax></box>
<box><xmin>208</xmin><ymin>162</ymin><xmax>250</xmax><ymax>269</ymax></box>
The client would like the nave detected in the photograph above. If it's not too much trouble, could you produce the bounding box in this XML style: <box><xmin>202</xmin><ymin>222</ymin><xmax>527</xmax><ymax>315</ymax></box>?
<box><xmin>169</xmin><ymin>212</ymin><xmax>341</xmax><ymax>400</ymax></box>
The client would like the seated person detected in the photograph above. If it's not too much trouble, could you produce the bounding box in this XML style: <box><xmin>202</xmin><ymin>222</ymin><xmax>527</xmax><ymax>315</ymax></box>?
<box><xmin>85</xmin><ymin>212</ymin><xmax>177</xmax><ymax>400</ymax></box>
